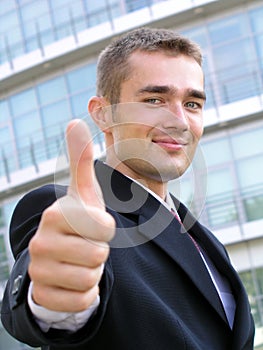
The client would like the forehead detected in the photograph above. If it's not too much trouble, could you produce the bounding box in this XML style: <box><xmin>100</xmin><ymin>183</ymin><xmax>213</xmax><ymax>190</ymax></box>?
<box><xmin>121</xmin><ymin>51</ymin><xmax>204</xmax><ymax>93</ymax></box>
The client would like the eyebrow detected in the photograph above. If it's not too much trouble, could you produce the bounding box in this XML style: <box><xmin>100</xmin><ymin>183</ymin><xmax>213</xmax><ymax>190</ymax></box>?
<box><xmin>136</xmin><ymin>85</ymin><xmax>206</xmax><ymax>101</ymax></box>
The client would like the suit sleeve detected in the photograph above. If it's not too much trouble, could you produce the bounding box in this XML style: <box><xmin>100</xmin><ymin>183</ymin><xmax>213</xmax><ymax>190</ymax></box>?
<box><xmin>0</xmin><ymin>184</ymin><xmax>114</xmax><ymax>348</ymax></box>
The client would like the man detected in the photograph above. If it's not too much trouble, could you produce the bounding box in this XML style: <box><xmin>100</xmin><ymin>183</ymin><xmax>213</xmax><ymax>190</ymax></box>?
<box><xmin>1</xmin><ymin>27</ymin><xmax>254</xmax><ymax>349</ymax></box>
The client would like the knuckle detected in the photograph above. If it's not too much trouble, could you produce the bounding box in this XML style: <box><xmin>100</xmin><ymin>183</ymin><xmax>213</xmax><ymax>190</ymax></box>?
<box><xmin>32</xmin><ymin>284</ymin><xmax>47</xmax><ymax>306</ymax></box>
<box><xmin>29</xmin><ymin>234</ymin><xmax>49</xmax><ymax>256</ymax></box>
<box><xmin>93</xmin><ymin>245</ymin><xmax>109</xmax><ymax>265</ymax></box>
<box><xmin>79</xmin><ymin>269</ymin><xmax>99</xmax><ymax>291</ymax></box>
<box><xmin>28</xmin><ymin>262</ymin><xmax>36</xmax><ymax>280</ymax></box>
<box><xmin>29</xmin><ymin>235</ymin><xmax>42</xmax><ymax>255</ymax></box>
<box><xmin>78</xmin><ymin>286</ymin><xmax>99</xmax><ymax>310</ymax></box>
<box><xmin>41</xmin><ymin>205</ymin><xmax>60</xmax><ymax>225</ymax></box>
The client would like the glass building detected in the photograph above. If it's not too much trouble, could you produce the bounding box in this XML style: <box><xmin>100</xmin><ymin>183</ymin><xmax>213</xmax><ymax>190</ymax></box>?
<box><xmin>0</xmin><ymin>0</ymin><xmax>263</xmax><ymax>348</ymax></box>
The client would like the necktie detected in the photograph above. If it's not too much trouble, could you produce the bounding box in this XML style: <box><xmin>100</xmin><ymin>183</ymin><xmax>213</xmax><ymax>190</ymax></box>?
<box><xmin>171</xmin><ymin>208</ymin><xmax>200</xmax><ymax>252</ymax></box>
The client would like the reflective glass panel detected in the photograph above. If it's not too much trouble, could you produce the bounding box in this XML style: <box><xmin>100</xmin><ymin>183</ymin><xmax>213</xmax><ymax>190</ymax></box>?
<box><xmin>250</xmin><ymin>6</ymin><xmax>263</xmax><ymax>33</ymax></box>
<box><xmin>20</xmin><ymin>0</ymin><xmax>49</xmax><ymax>21</ymax></box>
<box><xmin>213</xmin><ymin>39</ymin><xmax>255</xmax><ymax>71</ymax></box>
<box><xmin>0</xmin><ymin>100</ymin><xmax>10</xmax><ymax>123</ymax></box>
<box><xmin>208</xmin><ymin>14</ymin><xmax>249</xmax><ymax>45</ymax></box>
<box><xmin>182</xmin><ymin>26</ymin><xmax>208</xmax><ymax>50</ymax></box>
<box><xmin>206</xmin><ymin>167</ymin><xmax>234</xmax><ymax>198</ymax></box>
<box><xmin>38</xmin><ymin>77</ymin><xmax>68</xmax><ymax>105</ymax></box>
<box><xmin>0</xmin><ymin>126</ymin><xmax>13</xmax><ymax>155</ymax></box>
<box><xmin>70</xmin><ymin>90</ymin><xmax>95</xmax><ymax>117</ymax></box>
<box><xmin>0</xmin><ymin>10</ymin><xmax>19</xmax><ymax>31</ymax></box>
<box><xmin>66</xmin><ymin>64</ymin><xmax>97</xmax><ymax>94</ymax></box>
<box><xmin>200</xmin><ymin>138</ymin><xmax>231</xmax><ymax>167</ymax></box>
<box><xmin>231</xmin><ymin>127</ymin><xmax>263</xmax><ymax>159</ymax></box>
<box><xmin>255</xmin><ymin>34</ymin><xmax>263</xmax><ymax>65</ymax></box>
<box><xmin>0</xmin><ymin>0</ymin><xmax>16</xmax><ymax>15</ymax></box>
<box><xmin>13</xmin><ymin>111</ymin><xmax>42</xmax><ymax>148</ymax></box>
<box><xmin>0</xmin><ymin>126</ymin><xmax>16</xmax><ymax>174</ymax></box>
<box><xmin>50</xmin><ymin>0</ymin><xmax>72</xmax><ymax>9</ymax></box>
<box><xmin>10</xmin><ymin>88</ymin><xmax>38</xmax><ymax>116</ymax></box>
<box><xmin>84</xmin><ymin>0</ymin><xmax>107</xmax><ymax>12</ymax></box>
<box><xmin>239</xmin><ymin>268</ymin><xmax>263</xmax><ymax>327</ymax></box>
<box><xmin>237</xmin><ymin>155</ymin><xmax>263</xmax><ymax>189</ymax></box>
<box><xmin>41</xmin><ymin>100</ymin><xmax>70</xmax><ymax>136</ymax></box>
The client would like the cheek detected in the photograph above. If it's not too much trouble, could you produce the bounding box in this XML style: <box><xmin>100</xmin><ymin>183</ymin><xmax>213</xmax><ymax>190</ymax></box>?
<box><xmin>190</xmin><ymin>119</ymin><xmax>203</xmax><ymax>141</ymax></box>
<box><xmin>115</xmin><ymin>124</ymin><xmax>150</xmax><ymax>141</ymax></box>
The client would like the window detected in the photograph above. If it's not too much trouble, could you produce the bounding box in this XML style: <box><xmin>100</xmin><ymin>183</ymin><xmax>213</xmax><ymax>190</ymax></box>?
<box><xmin>37</xmin><ymin>13</ymin><xmax>54</xmax><ymax>46</ymax></box>
<box><xmin>0</xmin><ymin>126</ymin><xmax>16</xmax><ymax>176</ymax></box>
<box><xmin>250</xmin><ymin>6</ymin><xmax>263</xmax><ymax>33</ymax></box>
<box><xmin>182</xmin><ymin>26</ymin><xmax>208</xmax><ymax>50</ymax></box>
<box><xmin>37</xmin><ymin>77</ymin><xmax>68</xmax><ymax>106</ymax></box>
<box><xmin>41</xmin><ymin>100</ymin><xmax>70</xmax><ymax>134</ymax></box>
<box><xmin>208</xmin><ymin>14</ymin><xmax>249</xmax><ymax>45</ymax></box>
<box><xmin>84</xmin><ymin>0</ymin><xmax>107</xmax><ymax>13</ymax></box>
<box><xmin>213</xmin><ymin>39</ymin><xmax>257</xmax><ymax>103</ymax></box>
<box><xmin>125</xmin><ymin>0</ymin><xmax>149</xmax><ymax>12</ymax></box>
<box><xmin>239</xmin><ymin>267</ymin><xmax>263</xmax><ymax>327</ymax></box>
<box><xmin>66</xmin><ymin>63</ymin><xmax>97</xmax><ymax>94</ymax></box>
<box><xmin>0</xmin><ymin>10</ymin><xmax>19</xmax><ymax>32</ymax></box>
<box><xmin>20</xmin><ymin>0</ymin><xmax>49</xmax><ymax>21</ymax></box>
<box><xmin>0</xmin><ymin>100</ymin><xmax>10</xmax><ymax>124</ymax></box>
<box><xmin>255</xmin><ymin>34</ymin><xmax>263</xmax><ymax>71</ymax></box>
<box><xmin>70</xmin><ymin>90</ymin><xmax>94</xmax><ymax>117</ymax></box>
<box><xmin>13</xmin><ymin>111</ymin><xmax>44</xmax><ymax>167</ymax></box>
<box><xmin>0</xmin><ymin>235</ymin><xmax>9</xmax><ymax>282</ymax></box>
<box><xmin>236</xmin><ymin>155</ymin><xmax>263</xmax><ymax>222</ymax></box>
<box><xmin>205</xmin><ymin>167</ymin><xmax>238</xmax><ymax>227</ymax></box>
<box><xmin>231</xmin><ymin>128</ymin><xmax>263</xmax><ymax>159</ymax></box>
<box><xmin>244</xmin><ymin>196</ymin><xmax>263</xmax><ymax>222</ymax></box>
<box><xmin>0</xmin><ymin>0</ymin><xmax>16</xmax><ymax>15</ymax></box>
<box><xmin>200</xmin><ymin>138</ymin><xmax>231</xmax><ymax>167</ymax></box>
<box><xmin>10</xmin><ymin>88</ymin><xmax>38</xmax><ymax>116</ymax></box>
<box><xmin>0</xmin><ymin>208</ymin><xmax>5</xmax><ymax>228</ymax></box>
<box><xmin>236</xmin><ymin>155</ymin><xmax>263</xmax><ymax>189</ymax></box>
<box><xmin>41</xmin><ymin>100</ymin><xmax>71</xmax><ymax>157</ymax></box>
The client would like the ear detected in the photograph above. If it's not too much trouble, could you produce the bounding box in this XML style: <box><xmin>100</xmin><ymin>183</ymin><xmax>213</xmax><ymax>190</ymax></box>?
<box><xmin>88</xmin><ymin>96</ymin><xmax>112</xmax><ymax>133</ymax></box>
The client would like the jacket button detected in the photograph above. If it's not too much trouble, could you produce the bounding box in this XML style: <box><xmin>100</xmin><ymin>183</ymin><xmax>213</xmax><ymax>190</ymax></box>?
<box><xmin>12</xmin><ymin>275</ymin><xmax>22</xmax><ymax>295</ymax></box>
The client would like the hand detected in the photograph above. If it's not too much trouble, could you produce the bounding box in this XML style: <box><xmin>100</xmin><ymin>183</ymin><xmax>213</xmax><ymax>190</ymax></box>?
<box><xmin>28</xmin><ymin>119</ymin><xmax>115</xmax><ymax>312</ymax></box>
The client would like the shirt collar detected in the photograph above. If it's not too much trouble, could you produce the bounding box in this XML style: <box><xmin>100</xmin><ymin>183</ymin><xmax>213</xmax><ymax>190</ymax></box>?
<box><xmin>127</xmin><ymin>177</ymin><xmax>177</xmax><ymax>213</ymax></box>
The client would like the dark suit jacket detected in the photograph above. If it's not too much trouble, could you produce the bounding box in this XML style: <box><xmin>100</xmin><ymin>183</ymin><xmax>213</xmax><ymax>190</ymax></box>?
<box><xmin>1</xmin><ymin>161</ymin><xmax>254</xmax><ymax>349</ymax></box>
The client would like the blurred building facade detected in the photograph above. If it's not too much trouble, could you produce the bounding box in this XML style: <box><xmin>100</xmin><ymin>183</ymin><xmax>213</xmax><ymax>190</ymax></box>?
<box><xmin>0</xmin><ymin>0</ymin><xmax>263</xmax><ymax>348</ymax></box>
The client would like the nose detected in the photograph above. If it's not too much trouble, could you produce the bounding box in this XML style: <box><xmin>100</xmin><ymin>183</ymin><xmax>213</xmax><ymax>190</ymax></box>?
<box><xmin>163</xmin><ymin>103</ymin><xmax>189</xmax><ymax>131</ymax></box>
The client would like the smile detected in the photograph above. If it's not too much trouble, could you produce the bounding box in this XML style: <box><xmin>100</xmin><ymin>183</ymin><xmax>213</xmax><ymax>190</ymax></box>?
<box><xmin>152</xmin><ymin>139</ymin><xmax>186</xmax><ymax>151</ymax></box>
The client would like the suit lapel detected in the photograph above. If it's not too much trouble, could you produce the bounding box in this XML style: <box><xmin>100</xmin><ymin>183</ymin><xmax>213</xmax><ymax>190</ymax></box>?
<box><xmin>174</xmin><ymin>195</ymin><xmax>255</xmax><ymax>345</ymax></box>
<box><xmin>137</xmin><ymin>201</ymin><xmax>228</xmax><ymax>325</ymax></box>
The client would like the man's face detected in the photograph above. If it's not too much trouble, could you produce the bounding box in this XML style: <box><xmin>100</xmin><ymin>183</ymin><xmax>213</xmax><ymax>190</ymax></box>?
<box><xmin>106</xmin><ymin>51</ymin><xmax>205</xmax><ymax>184</ymax></box>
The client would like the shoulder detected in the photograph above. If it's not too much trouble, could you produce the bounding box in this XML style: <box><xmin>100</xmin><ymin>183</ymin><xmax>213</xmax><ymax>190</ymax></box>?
<box><xmin>10</xmin><ymin>184</ymin><xmax>67</xmax><ymax>258</ymax></box>
<box><xmin>13</xmin><ymin>184</ymin><xmax>67</xmax><ymax>217</ymax></box>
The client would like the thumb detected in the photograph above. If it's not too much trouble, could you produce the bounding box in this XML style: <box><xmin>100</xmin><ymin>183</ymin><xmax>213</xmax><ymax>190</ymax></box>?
<box><xmin>66</xmin><ymin>119</ymin><xmax>104</xmax><ymax>209</ymax></box>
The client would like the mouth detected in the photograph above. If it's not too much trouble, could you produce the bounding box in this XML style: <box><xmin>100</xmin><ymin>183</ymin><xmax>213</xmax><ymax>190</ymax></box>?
<box><xmin>152</xmin><ymin>137</ymin><xmax>186</xmax><ymax>151</ymax></box>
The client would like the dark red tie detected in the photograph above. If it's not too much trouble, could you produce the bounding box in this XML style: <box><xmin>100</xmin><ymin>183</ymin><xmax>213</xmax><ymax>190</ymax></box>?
<box><xmin>171</xmin><ymin>208</ymin><xmax>200</xmax><ymax>252</ymax></box>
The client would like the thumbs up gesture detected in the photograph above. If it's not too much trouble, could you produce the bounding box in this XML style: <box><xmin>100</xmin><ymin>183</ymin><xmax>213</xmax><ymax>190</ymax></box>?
<box><xmin>28</xmin><ymin>120</ymin><xmax>115</xmax><ymax>312</ymax></box>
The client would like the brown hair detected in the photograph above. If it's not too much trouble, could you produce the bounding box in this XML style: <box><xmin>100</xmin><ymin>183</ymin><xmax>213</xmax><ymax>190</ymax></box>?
<box><xmin>96</xmin><ymin>27</ymin><xmax>203</xmax><ymax>105</ymax></box>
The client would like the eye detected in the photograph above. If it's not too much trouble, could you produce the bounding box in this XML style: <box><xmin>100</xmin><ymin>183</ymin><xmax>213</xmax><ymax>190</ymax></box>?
<box><xmin>143</xmin><ymin>98</ymin><xmax>163</xmax><ymax>105</ymax></box>
<box><xmin>185</xmin><ymin>101</ymin><xmax>202</xmax><ymax>109</ymax></box>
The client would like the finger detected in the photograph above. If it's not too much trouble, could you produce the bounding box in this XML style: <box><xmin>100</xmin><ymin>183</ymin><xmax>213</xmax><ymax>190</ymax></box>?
<box><xmin>66</xmin><ymin>119</ymin><xmax>103</xmax><ymax>208</ymax></box>
<box><xmin>32</xmin><ymin>283</ymin><xmax>99</xmax><ymax>312</ymax></box>
<box><xmin>30</xmin><ymin>224</ymin><xmax>110</xmax><ymax>266</ymax></box>
<box><xmin>30</xmin><ymin>261</ymin><xmax>104</xmax><ymax>292</ymax></box>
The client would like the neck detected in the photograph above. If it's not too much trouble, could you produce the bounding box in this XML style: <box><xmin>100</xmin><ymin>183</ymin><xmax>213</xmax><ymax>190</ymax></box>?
<box><xmin>105</xmin><ymin>155</ymin><xmax>168</xmax><ymax>200</ymax></box>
